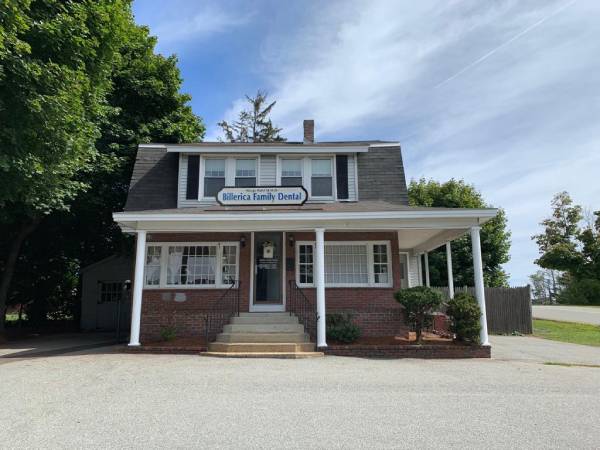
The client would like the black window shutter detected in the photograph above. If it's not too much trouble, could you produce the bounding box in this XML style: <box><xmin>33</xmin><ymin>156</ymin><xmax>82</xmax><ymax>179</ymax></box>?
<box><xmin>186</xmin><ymin>155</ymin><xmax>200</xmax><ymax>200</ymax></box>
<box><xmin>336</xmin><ymin>155</ymin><xmax>349</xmax><ymax>200</ymax></box>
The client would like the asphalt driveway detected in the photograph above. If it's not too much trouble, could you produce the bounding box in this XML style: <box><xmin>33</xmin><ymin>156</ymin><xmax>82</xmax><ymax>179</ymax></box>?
<box><xmin>1</xmin><ymin>336</ymin><xmax>599</xmax><ymax>449</ymax></box>
<box><xmin>532</xmin><ymin>305</ymin><xmax>600</xmax><ymax>325</ymax></box>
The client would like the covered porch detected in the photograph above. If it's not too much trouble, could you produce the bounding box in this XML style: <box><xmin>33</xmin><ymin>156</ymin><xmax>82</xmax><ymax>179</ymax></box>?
<box><xmin>113</xmin><ymin>202</ymin><xmax>496</xmax><ymax>351</ymax></box>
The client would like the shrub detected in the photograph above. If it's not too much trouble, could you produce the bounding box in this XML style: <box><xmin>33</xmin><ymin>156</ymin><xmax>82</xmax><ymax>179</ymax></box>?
<box><xmin>394</xmin><ymin>286</ymin><xmax>443</xmax><ymax>343</ymax></box>
<box><xmin>326</xmin><ymin>313</ymin><xmax>361</xmax><ymax>344</ymax></box>
<box><xmin>446</xmin><ymin>292</ymin><xmax>481</xmax><ymax>343</ymax></box>
<box><xmin>160</xmin><ymin>326</ymin><xmax>177</xmax><ymax>342</ymax></box>
<box><xmin>558</xmin><ymin>278</ymin><xmax>600</xmax><ymax>305</ymax></box>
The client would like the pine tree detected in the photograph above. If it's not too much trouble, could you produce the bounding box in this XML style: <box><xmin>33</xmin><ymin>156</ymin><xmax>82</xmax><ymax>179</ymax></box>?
<box><xmin>218</xmin><ymin>91</ymin><xmax>286</xmax><ymax>143</ymax></box>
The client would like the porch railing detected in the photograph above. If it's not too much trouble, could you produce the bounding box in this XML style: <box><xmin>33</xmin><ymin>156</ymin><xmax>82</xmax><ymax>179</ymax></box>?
<box><xmin>287</xmin><ymin>280</ymin><xmax>317</xmax><ymax>343</ymax></box>
<box><xmin>202</xmin><ymin>282</ymin><xmax>240</xmax><ymax>345</ymax></box>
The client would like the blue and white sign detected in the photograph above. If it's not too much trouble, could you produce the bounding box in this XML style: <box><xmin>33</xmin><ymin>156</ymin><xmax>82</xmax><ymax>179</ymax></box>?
<box><xmin>217</xmin><ymin>186</ymin><xmax>308</xmax><ymax>206</ymax></box>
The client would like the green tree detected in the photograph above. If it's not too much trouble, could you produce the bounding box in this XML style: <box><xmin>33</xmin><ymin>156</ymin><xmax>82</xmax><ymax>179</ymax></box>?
<box><xmin>533</xmin><ymin>192</ymin><xmax>600</xmax><ymax>305</ymax></box>
<box><xmin>1</xmin><ymin>6</ymin><xmax>205</xmax><ymax>326</ymax></box>
<box><xmin>0</xmin><ymin>0</ymin><xmax>130</xmax><ymax>331</ymax></box>
<box><xmin>408</xmin><ymin>178</ymin><xmax>511</xmax><ymax>287</ymax></box>
<box><xmin>218</xmin><ymin>90</ymin><xmax>286</xmax><ymax>142</ymax></box>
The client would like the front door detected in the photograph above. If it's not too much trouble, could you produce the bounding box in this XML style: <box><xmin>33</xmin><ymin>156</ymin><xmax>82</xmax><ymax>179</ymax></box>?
<box><xmin>253</xmin><ymin>232</ymin><xmax>284</xmax><ymax>310</ymax></box>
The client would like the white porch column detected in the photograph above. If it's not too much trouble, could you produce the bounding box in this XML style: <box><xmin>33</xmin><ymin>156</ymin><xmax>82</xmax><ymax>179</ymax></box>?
<box><xmin>470</xmin><ymin>226</ymin><xmax>489</xmax><ymax>346</ymax></box>
<box><xmin>129</xmin><ymin>230</ymin><xmax>146</xmax><ymax>346</ymax></box>
<box><xmin>315</xmin><ymin>228</ymin><xmax>327</xmax><ymax>348</ymax></box>
<box><xmin>424</xmin><ymin>252</ymin><xmax>430</xmax><ymax>287</ymax></box>
<box><xmin>417</xmin><ymin>253</ymin><xmax>423</xmax><ymax>286</ymax></box>
<box><xmin>446</xmin><ymin>242</ymin><xmax>455</xmax><ymax>299</ymax></box>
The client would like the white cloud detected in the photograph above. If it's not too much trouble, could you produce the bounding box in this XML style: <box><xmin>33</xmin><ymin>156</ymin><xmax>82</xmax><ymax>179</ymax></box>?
<box><xmin>212</xmin><ymin>0</ymin><xmax>600</xmax><ymax>284</ymax></box>
<box><xmin>149</xmin><ymin>4</ymin><xmax>252</xmax><ymax>48</ymax></box>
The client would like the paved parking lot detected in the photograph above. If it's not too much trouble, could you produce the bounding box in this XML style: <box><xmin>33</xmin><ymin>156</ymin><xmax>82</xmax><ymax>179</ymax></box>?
<box><xmin>1</xmin><ymin>336</ymin><xmax>599</xmax><ymax>449</ymax></box>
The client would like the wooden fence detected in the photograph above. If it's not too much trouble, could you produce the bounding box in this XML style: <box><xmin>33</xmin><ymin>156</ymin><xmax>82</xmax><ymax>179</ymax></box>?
<box><xmin>433</xmin><ymin>286</ymin><xmax>532</xmax><ymax>335</ymax></box>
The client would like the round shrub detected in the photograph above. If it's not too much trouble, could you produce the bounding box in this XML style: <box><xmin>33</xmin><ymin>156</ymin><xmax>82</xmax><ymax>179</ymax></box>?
<box><xmin>394</xmin><ymin>286</ymin><xmax>443</xmax><ymax>343</ymax></box>
<box><xmin>446</xmin><ymin>292</ymin><xmax>481</xmax><ymax>343</ymax></box>
<box><xmin>326</xmin><ymin>313</ymin><xmax>361</xmax><ymax>344</ymax></box>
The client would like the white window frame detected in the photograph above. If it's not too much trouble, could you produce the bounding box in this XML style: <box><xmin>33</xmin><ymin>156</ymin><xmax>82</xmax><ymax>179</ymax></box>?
<box><xmin>295</xmin><ymin>240</ymin><xmax>393</xmax><ymax>288</ymax></box>
<box><xmin>143</xmin><ymin>242</ymin><xmax>240</xmax><ymax>289</ymax></box>
<box><xmin>199</xmin><ymin>155</ymin><xmax>260</xmax><ymax>200</ymax></box>
<box><xmin>276</xmin><ymin>155</ymin><xmax>337</xmax><ymax>201</ymax></box>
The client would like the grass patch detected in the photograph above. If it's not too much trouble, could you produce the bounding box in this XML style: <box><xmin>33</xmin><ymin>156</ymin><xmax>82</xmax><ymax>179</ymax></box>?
<box><xmin>533</xmin><ymin>319</ymin><xmax>600</xmax><ymax>347</ymax></box>
<box><xmin>544</xmin><ymin>362</ymin><xmax>600</xmax><ymax>368</ymax></box>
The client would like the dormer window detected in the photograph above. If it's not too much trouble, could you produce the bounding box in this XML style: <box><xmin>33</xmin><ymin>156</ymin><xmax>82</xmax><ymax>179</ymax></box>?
<box><xmin>203</xmin><ymin>158</ymin><xmax>226</xmax><ymax>197</ymax></box>
<box><xmin>235</xmin><ymin>159</ymin><xmax>257</xmax><ymax>187</ymax></box>
<box><xmin>281</xmin><ymin>159</ymin><xmax>303</xmax><ymax>186</ymax></box>
<box><xmin>310</xmin><ymin>158</ymin><xmax>333</xmax><ymax>198</ymax></box>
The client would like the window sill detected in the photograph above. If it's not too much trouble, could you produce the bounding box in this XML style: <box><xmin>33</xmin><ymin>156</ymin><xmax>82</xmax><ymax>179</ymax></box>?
<box><xmin>143</xmin><ymin>285</ymin><xmax>237</xmax><ymax>290</ymax></box>
<box><xmin>296</xmin><ymin>284</ymin><xmax>394</xmax><ymax>289</ymax></box>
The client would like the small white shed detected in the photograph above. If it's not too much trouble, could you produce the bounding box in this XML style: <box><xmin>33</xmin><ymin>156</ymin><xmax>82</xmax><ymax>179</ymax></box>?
<box><xmin>81</xmin><ymin>255</ymin><xmax>133</xmax><ymax>331</ymax></box>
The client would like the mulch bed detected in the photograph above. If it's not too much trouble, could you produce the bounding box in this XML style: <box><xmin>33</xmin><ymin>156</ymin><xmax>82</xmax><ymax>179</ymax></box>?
<box><xmin>325</xmin><ymin>333</ymin><xmax>490</xmax><ymax>359</ymax></box>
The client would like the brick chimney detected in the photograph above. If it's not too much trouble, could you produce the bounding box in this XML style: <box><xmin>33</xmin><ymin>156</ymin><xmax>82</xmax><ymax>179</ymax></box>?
<box><xmin>303</xmin><ymin>119</ymin><xmax>314</xmax><ymax>144</ymax></box>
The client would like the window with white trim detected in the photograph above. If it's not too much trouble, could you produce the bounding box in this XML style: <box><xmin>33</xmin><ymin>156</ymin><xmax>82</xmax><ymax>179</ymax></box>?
<box><xmin>310</xmin><ymin>158</ymin><xmax>333</xmax><ymax>197</ymax></box>
<box><xmin>203</xmin><ymin>159</ymin><xmax>226</xmax><ymax>197</ymax></box>
<box><xmin>144</xmin><ymin>243</ymin><xmax>239</xmax><ymax>288</ymax></box>
<box><xmin>298</xmin><ymin>244</ymin><xmax>314</xmax><ymax>284</ymax></box>
<box><xmin>296</xmin><ymin>241</ymin><xmax>392</xmax><ymax>287</ymax></box>
<box><xmin>145</xmin><ymin>246</ymin><xmax>162</xmax><ymax>285</ymax></box>
<box><xmin>281</xmin><ymin>159</ymin><xmax>303</xmax><ymax>186</ymax></box>
<box><xmin>235</xmin><ymin>159</ymin><xmax>257</xmax><ymax>187</ymax></box>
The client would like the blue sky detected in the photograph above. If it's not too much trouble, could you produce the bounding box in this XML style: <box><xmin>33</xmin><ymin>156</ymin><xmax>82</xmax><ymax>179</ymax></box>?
<box><xmin>132</xmin><ymin>0</ymin><xmax>600</xmax><ymax>286</ymax></box>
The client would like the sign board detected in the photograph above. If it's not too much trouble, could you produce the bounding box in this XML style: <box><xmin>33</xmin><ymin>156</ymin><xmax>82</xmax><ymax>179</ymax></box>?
<box><xmin>216</xmin><ymin>186</ymin><xmax>307</xmax><ymax>206</ymax></box>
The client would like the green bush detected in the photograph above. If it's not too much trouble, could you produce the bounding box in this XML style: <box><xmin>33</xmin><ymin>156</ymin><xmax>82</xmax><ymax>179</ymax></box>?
<box><xmin>326</xmin><ymin>313</ymin><xmax>361</xmax><ymax>344</ymax></box>
<box><xmin>558</xmin><ymin>278</ymin><xmax>600</xmax><ymax>305</ymax></box>
<box><xmin>446</xmin><ymin>292</ymin><xmax>481</xmax><ymax>343</ymax></box>
<box><xmin>159</xmin><ymin>326</ymin><xmax>177</xmax><ymax>342</ymax></box>
<box><xmin>394</xmin><ymin>286</ymin><xmax>443</xmax><ymax>343</ymax></box>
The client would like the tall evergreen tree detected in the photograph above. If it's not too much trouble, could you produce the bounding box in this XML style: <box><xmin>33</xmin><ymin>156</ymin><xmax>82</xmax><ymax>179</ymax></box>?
<box><xmin>218</xmin><ymin>91</ymin><xmax>286</xmax><ymax>143</ymax></box>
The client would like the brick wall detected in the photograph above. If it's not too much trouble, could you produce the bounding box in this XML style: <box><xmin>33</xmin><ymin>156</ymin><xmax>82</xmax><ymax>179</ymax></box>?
<box><xmin>141</xmin><ymin>232</ymin><xmax>251</xmax><ymax>342</ymax></box>
<box><xmin>288</xmin><ymin>231</ymin><xmax>409</xmax><ymax>337</ymax></box>
<box><xmin>139</xmin><ymin>231</ymin><xmax>409</xmax><ymax>342</ymax></box>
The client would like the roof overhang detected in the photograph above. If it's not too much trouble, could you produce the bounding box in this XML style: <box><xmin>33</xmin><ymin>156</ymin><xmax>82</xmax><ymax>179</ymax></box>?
<box><xmin>139</xmin><ymin>143</ymin><xmax>390</xmax><ymax>154</ymax></box>
<box><xmin>113</xmin><ymin>208</ymin><xmax>497</xmax><ymax>253</ymax></box>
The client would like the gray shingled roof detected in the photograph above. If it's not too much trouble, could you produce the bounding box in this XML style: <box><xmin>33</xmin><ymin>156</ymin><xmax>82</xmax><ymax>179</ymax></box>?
<box><xmin>124</xmin><ymin>146</ymin><xmax>178</xmax><ymax>211</ymax></box>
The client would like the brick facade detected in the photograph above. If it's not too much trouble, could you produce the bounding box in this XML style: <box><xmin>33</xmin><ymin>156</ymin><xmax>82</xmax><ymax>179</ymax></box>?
<box><xmin>139</xmin><ymin>231</ymin><xmax>409</xmax><ymax>342</ymax></box>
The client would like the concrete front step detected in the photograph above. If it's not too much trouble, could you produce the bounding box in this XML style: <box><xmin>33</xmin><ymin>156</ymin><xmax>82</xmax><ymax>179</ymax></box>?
<box><xmin>230</xmin><ymin>315</ymin><xmax>299</xmax><ymax>325</ymax></box>
<box><xmin>238</xmin><ymin>312</ymin><xmax>290</xmax><ymax>318</ymax></box>
<box><xmin>208</xmin><ymin>342</ymin><xmax>316</xmax><ymax>353</ymax></box>
<box><xmin>216</xmin><ymin>332</ymin><xmax>309</xmax><ymax>343</ymax></box>
<box><xmin>202</xmin><ymin>351</ymin><xmax>323</xmax><ymax>359</ymax></box>
<box><xmin>223</xmin><ymin>323</ymin><xmax>305</xmax><ymax>333</ymax></box>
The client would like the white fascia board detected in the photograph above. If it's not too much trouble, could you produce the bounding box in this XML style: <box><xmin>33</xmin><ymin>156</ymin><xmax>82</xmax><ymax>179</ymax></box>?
<box><xmin>161</xmin><ymin>145</ymin><xmax>369</xmax><ymax>154</ymax></box>
<box><xmin>113</xmin><ymin>208</ymin><xmax>498</xmax><ymax>223</ymax></box>
<box><xmin>368</xmin><ymin>142</ymin><xmax>400</xmax><ymax>147</ymax></box>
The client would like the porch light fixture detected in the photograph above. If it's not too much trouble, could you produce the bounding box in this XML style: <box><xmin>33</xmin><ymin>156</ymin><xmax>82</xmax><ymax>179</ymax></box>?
<box><xmin>240</xmin><ymin>235</ymin><xmax>246</xmax><ymax>248</ymax></box>
<box><xmin>288</xmin><ymin>234</ymin><xmax>295</xmax><ymax>247</ymax></box>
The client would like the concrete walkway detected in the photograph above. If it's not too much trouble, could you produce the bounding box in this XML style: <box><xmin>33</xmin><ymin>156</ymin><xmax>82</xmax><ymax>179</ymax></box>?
<box><xmin>532</xmin><ymin>305</ymin><xmax>600</xmax><ymax>325</ymax></box>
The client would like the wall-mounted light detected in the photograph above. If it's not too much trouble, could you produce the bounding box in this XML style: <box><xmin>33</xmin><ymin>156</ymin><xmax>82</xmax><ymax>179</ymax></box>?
<box><xmin>240</xmin><ymin>235</ymin><xmax>246</xmax><ymax>248</ymax></box>
<box><xmin>288</xmin><ymin>234</ymin><xmax>295</xmax><ymax>247</ymax></box>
